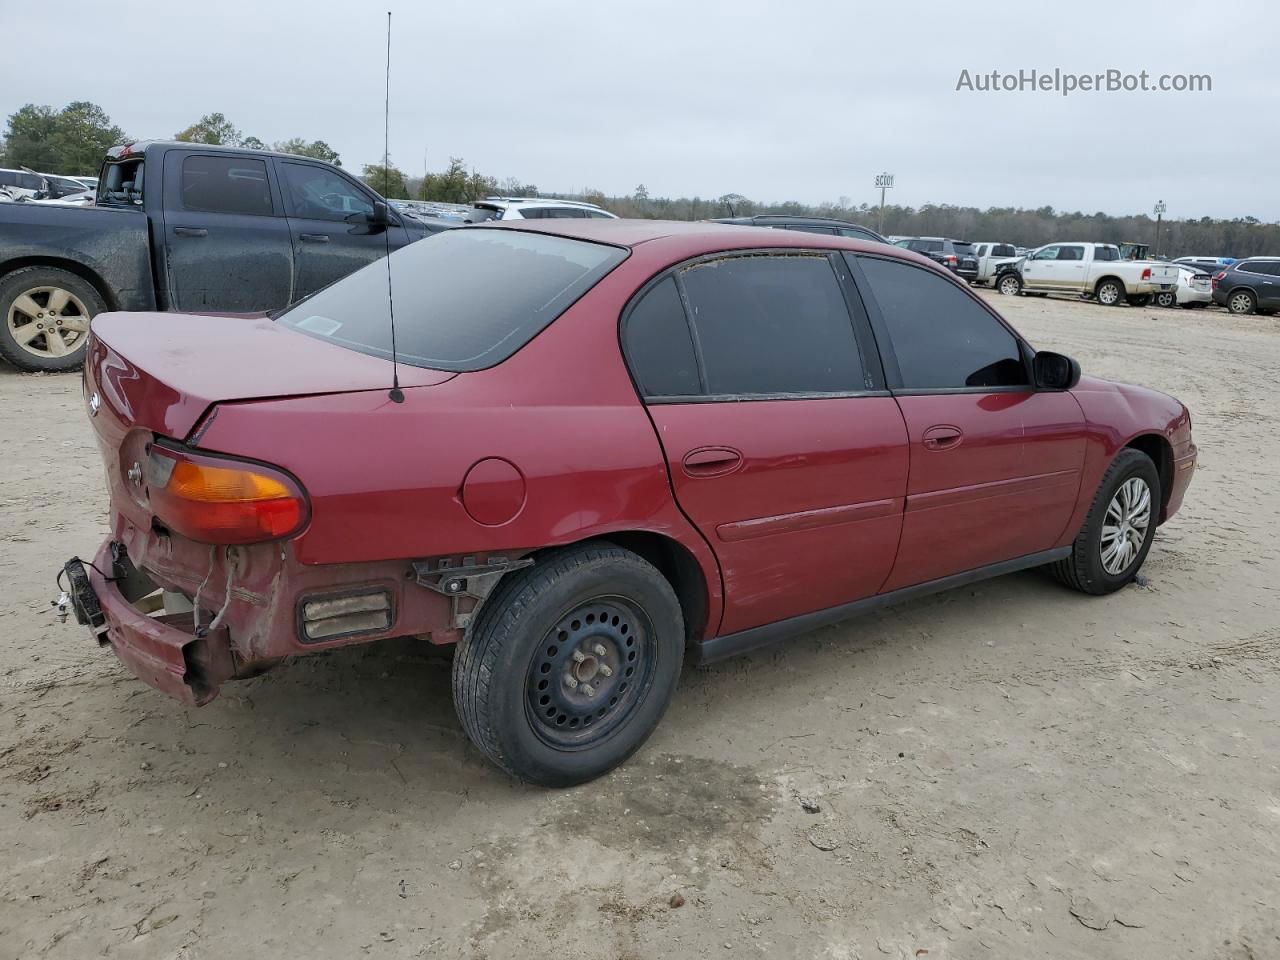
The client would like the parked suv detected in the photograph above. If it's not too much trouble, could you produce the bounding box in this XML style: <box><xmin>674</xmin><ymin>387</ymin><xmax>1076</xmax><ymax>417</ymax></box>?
<box><xmin>894</xmin><ymin>237</ymin><xmax>979</xmax><ymax>281</ymax></box>
<box><xmin>711</xmin><ymin>215</ymin><xmax>886</xmax><ymax>244</ymax></box>
<box><xmin>465</xmin><ymin>197</ymin><xmax>617</xmax><ymax>222</ymax></box>
<box><xmin>1211</xmin><ymin>259</ymin><xmax>1280</xmax><ymax>315</ymax></box>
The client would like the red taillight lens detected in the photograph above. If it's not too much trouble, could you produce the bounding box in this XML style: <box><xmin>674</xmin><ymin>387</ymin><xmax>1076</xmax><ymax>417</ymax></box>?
<box><xmin>147</xmin><ymin>444</ymin><xmax>308</xmax><ymax>545</ymax></box>
<box><xmin>1212</xmin><ymin>270</ymin><xmax>1226</xmax><ymax>288</ymax></box>
<box><xmin>1141</xmin><ymin>267</ymin><xmax>1152</xmax><ymax>280</ymax></box>
<box><xmin>944</xmin><ymin>255</ymin><xmax>958</xmax><ymax>265</ymax></box>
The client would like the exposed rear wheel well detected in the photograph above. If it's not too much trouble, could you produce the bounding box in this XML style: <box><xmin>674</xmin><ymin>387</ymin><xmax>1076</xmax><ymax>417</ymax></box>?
<box><xmin>0</xmin><ymin>257</ymin><xmax>116</xmax><ymax>310</ymax></box>
<box><xmin>593</xmin><ymin>531</ymin><xmax>709</xmax><ymax>648</ymax></box>
<box><xmin>1125</xmin><ymin>434</ymin><xmax>1173</xmax><ymax>521</ymax></box>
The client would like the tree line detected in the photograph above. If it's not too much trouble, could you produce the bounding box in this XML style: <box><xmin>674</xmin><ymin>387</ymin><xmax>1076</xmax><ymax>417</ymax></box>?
<box><xmin>2</xmin><ymin>101</ymin><xmax>1276</xmax><ymax>257</ymax></box>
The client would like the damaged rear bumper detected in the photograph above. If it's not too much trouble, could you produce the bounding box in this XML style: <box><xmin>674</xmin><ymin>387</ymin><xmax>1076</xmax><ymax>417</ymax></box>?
<box><xmin>76</xmin><ymin>542</ymin><xmax>235</xmax><ymax>706</ymax></box>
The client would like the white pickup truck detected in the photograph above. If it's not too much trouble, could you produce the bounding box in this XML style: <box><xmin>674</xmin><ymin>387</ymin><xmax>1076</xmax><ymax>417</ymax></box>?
<box><xmin>995</xmin><ymin>242</ymin><xmax>1180</xmax><ymax>306</ymax></box>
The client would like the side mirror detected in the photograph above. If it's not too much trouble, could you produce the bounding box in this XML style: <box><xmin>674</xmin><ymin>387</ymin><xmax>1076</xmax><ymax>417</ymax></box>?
<box><xmin>370</xmin><ymin>200</ymin><xmax>392</xmax><ymax>227</ymax></box>
<box><xmin>1033</xmin><ymin>351</ymin><xmax>1081</xmax><ymax>390</ymax></box>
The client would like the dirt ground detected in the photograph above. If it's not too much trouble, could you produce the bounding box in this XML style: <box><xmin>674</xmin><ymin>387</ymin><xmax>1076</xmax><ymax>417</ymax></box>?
<box><xmin>2</xmin><ymin>292</ymin><xmax>1278</xmax><ymax>960</ymax></box>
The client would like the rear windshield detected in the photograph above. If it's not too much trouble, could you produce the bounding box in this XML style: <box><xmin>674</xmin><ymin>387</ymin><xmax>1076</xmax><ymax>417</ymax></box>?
<box><xmin>953</xmin><ymin>243</ymin><xmax>974</xmax><ymax>255</ymax></box>
<box><xmin>276</xmin><ymin>228</ymin><xmax>627</xmax><ymax>371</ymax></box>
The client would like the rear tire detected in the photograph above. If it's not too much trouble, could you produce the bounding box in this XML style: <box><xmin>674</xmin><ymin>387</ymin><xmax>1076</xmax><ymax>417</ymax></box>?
<box><xmin>1227</xmin><ymin>289</ymin><xmax>1257</xmax><ymax>315</ymax></box>
<box><xmin>452</xmin><ymin>543</ymin><xmax>684</xmax><ymax>787</ymax></box>
<box><xmin>1095</xmin><ymin>278</ymin><xmax>1125</xmax><ymax>306</ymax></box>
<box><xmin>0</xmin><ymin>266</ymin><xmax>105</xmax><ymax>372</ymax></box>
<box><xmin>1155</xmin><ymin>290</ymin><xmax>1177</xmax><ymax>308</ymax></box>
<box><xmin>1049</xmin><ymin>449</ymin><xmax>1161</xmax><ymax>595</ymax></box>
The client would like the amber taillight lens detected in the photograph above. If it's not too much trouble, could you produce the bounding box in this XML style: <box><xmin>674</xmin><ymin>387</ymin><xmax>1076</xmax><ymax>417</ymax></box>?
<box><xmin>147</xmin><ymin>444</ymin><xmax>308</xmax><ymax>545</ymax></box>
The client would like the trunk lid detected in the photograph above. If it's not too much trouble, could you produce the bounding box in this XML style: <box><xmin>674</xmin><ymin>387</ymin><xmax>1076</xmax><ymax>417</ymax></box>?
<box><xmin>87</xmin><ymin>311</ymin><xmax>454</xmax><ymax>441</ymax></box>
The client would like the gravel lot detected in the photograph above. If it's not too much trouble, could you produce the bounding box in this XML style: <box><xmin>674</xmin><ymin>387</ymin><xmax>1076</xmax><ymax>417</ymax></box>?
<box><xmin>2</xmin><ymin>293</ymin><xmax>1278</xmax><ymax>960</ymax></box>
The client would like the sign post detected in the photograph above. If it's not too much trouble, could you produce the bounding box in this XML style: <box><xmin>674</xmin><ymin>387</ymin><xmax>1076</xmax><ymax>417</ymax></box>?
<box><xmin>875</xmin><ymin>173</ymin><xmax>894</xmax><ymax>235</ymax></box>
<box><xmin>1153</xmin><ymin>200</ymin><xmax>1166</xmax><ymax>256</ymax></box>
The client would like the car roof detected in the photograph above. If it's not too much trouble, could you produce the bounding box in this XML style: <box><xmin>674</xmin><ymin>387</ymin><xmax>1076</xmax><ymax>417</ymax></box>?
<box><xmin>106</xmin><ymin>140</ymin><xmax>324</xmax><ymax>164</ymax></box>
<box><xmin>480</xmin><ymin>196</ymin><xmax>606</xmax><ymax>210</ymax></box>
<box><xmin>473</xmin><ymin>219</ymin><xmax>946</xmax><ymax>271</ymax></box>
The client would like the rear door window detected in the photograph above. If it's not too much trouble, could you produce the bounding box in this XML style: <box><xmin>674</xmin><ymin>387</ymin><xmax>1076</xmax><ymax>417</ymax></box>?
<box><xmin>679</xmin><ymin>254</ymin><xmax>865</xmax><ymax>395</ymax></box>
<box><xmin>622</xmin><ymin>277</ymin><xmax>701</xmax><ymax>398</ymax></box>
<box><xmin>854</xmin><ymin>254</ymin><xmax>1028</xmax><ymax>390</ymax></box>
<box><xmin>180</xmin><ymin>155</ymin><xmax>275</xmax><ymax>216</ymax></box>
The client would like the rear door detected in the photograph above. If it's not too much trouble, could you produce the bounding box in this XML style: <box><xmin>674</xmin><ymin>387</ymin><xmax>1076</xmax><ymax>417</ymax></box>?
<box><xmin>621</xmin><ymin>251</ymin><xmax>909</xmax><ymax>636</ymax></box>
<box><xmin>162</xmin><ymin>151</ymin><xmax>294</xmax><ymax>312</ymax></box>
<box><xmin>850</xmin><ymin>253</ymin><xmax>1085</xmax><ymax>589</ymax></box>
<box><xmin>276</xmin><ymin>160</ymin><xmax>413</xmax><ymax>301</ymax></box>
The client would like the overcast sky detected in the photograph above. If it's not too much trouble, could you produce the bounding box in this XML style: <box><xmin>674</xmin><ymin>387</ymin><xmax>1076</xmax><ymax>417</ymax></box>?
<box><xmin>6</xmin><ymin>0</ymin><xmax>1274</xmax><ymax>221</ymax></box>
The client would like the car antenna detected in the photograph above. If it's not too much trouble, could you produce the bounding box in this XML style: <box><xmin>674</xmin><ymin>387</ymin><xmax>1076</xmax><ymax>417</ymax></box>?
<box><xmin>383</xmin><ymin>10</ymin><xmax>404</xmax><ymax>403</ymax></box>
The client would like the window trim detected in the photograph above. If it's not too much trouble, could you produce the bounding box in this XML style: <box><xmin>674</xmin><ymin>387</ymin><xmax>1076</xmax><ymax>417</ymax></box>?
<box><xmin>618</xmin><ymin>247</ymin><xmax>887</xmax><ymax>404</ymax></box>
<box><xmin>845</xmin><ymin>251</ymin><xmax>1035</xmax><ymax>395</ymax></box>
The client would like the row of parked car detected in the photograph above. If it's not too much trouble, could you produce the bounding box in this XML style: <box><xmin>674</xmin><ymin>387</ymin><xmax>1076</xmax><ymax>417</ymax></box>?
<box><xmin>0</xmin><ymin>138</ymin><xmax>1276</xmax><ymax>373</ymax></box>
<box><xmin>0</xmin><ymin>167</ymin><xmax>98</xmax><ymax>204</ymax></box>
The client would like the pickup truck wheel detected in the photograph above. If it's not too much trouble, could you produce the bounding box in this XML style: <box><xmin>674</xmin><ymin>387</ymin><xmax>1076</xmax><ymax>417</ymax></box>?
<box><xmin>0</xmin><ymin>267</ymin><xmax>105</xmax><ymax>372</ymax></box>
<box><xmin>1154</xmin><ymin>290</ymin><xmax>1177</xmax><ymax>308</ymax></box>
<box><xmin>452</xmin><ymin>543</ymin><xmax>683</xmax><ymax>787</ymax></box>
<box><xmin>1095</xmin><ymin>278</ymin><xmax>1125</xmax><ymax>306</ymax></box>
<box><xmin>1227</xmin><ymin>289</ymin><xmax>1257</xmax><ymax>315</ymax></box>
<box><xmin>997</xmin><ymin>273</ymin><xmax>1022</xmax><ymax>296</ymax></box>
<box><xmin>1127</xmin><ymin>294</ymin><xmax>1153</xmax><ymax>307</ymax></box>
<box><xmin>1048</xmin><ymin>449</ymin><xmax>1160</xmax><ymax>596</ymax></box>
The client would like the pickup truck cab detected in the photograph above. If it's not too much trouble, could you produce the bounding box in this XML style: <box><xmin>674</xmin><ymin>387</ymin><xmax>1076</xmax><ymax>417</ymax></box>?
<box><xmin>0</xmin><ymin>141</ymin><xmax>439</xmax><ymax>371</ymax></box>
<box><xmin>996</xmin><ymin>242</ymin><xmax>1180</xmax><ymax>306</ymax></box>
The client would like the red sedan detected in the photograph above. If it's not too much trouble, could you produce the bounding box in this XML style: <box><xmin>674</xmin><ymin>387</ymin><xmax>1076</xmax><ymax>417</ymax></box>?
<box><xmin>65</xmin><ymin>220</ymin><xmax>1196</xmax><ymax>786</ymax></box>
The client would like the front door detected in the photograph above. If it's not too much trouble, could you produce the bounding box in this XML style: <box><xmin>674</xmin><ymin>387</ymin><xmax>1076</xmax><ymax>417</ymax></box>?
<box><xmin>162</xmin><ymin>151</ymin><xmax>294</xmax><ymax>312</ymax></box>
<box><xmin>620</xmin><ymin>253</ymin><xmax>909</xmax><ymax>636</ymax></box>
<box><xmin>276</xmin><ymin>160</ymin><xmax>412</xmax><ymax>301</ymax></box>
<box><xmin>850</xmin><ymin>253</ymin><xmax>1086</xmax><ymax>590</ymax></box>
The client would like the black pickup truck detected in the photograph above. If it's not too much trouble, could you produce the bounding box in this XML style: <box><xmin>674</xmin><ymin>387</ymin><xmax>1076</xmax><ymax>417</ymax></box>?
<box><xmin>0</xmin><ymin>141</ymin><xmax>444</xmax><ymax>371</ymax></box>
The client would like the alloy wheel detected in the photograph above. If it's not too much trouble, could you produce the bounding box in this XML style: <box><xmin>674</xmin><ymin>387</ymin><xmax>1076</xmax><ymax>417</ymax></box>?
<box><xmin>1229</xmin><ymin>292</ymin><xmax>1254</xmax><ymax>315</ymax></box>
<box><xmin>1100</xmin><ymin>476</ymin><xmax>1152</xmax><ymax>575</ymax></box>
<box><xmin>5</xmin><ymin>285</ymin><xmax>91</xmax><ymax>359</ymax></box>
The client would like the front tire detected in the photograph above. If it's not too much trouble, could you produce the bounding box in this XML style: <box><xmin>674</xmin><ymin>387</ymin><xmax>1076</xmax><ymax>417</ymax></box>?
<box><xmin>0</xmin><ymin>266</ymin><xmax>104</xmax><ymax>372</ymax></box>
<box><xmin>997</xmin><ymin>273</ymin><xmax>1023</xmax><ymax>296</ymax></box>
<box><xmin>1049</xmin><ymin>449</ymin><xmax>1161</xmax><ymax>595</ymax></box>
<box><xmin>452</xmin><ymin>543</ymin><xmax>684</xmax><ymax>787</ymax></box>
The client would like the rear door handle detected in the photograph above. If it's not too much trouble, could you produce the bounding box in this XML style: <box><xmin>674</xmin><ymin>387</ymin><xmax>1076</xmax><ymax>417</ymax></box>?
<box><xmin>173</xmin><ymin>227</ymin><xmax>207</xmax><ymax>237</ymax></box>
<box><xmin>682</xmin><ymin>447</ymin><xmax>743</xmax><ymax>478</ymax></box>
<box><xmin>922</xmin><ymin>425</ymin><xmax>963</xmax><ymax>451</ymax></box>
<box><xmin>300</xmin><ymin>233</ymin><xmax>330</xmax><ymax>243</ymax></box>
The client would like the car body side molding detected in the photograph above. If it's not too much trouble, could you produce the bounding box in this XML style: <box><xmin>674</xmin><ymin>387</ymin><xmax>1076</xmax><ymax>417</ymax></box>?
<box><xmin>694</xmin><ymin>546</ymin><xmax>1072</xmax><ymax>664</ymax></box>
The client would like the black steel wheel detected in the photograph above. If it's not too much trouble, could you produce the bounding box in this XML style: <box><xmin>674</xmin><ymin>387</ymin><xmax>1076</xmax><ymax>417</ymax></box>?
<box><xmin>525</xmin><ymin>597</ymin><xmax>654</xmax><ymax>749</ymax></box>
<box><xmin>453</xmin><ymin>543</ymin><xmax>683</xmax><ymax>787</ymax></box>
